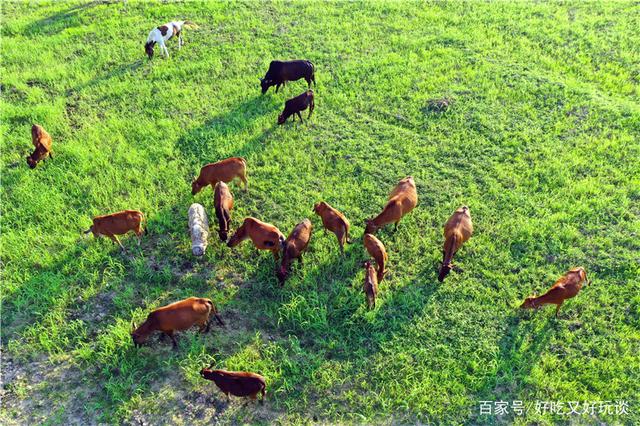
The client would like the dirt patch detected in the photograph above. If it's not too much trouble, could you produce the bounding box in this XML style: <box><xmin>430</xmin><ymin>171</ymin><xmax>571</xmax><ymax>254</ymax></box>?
<box><xmin>1</xmin><ymin>353</ymin><xmax>93</xmax><ymax>424</ymax></box>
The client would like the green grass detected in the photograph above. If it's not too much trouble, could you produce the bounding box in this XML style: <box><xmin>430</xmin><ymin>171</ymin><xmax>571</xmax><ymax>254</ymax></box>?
<box><xmin>1</xmin><ymin>0</ymin><xmax>639</xmax><ymax>424</ymax></box>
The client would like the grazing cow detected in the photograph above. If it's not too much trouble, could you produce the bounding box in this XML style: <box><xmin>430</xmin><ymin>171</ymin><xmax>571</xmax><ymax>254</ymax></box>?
<box><xmin>278</xmin><ymin>90</ymin><xmax>314</xmax><ymax>125</ymax></box>
<box><xmin>214</xmin><ymin>182</ymin><xmax>234</xmax><ymax>242</ymax></box>
<box><xmin>277</xmin><ymin>219</ymin><xmax>312</xmax><ymax>284</ymax></box>
<box><xmin>188</xmin><ymin>203</ymin><xmax>209</xmax><ymax>256</ymax></box>
<box><xmin>192</xmin><ymin>157</ymin><xmax>248</xmax><ymax>195</ymax></box>
<box><xmin>200</xmin><ymin>367</ymin><xmax>266</xmax><ymax>404</ymax></box>
<box><xmin>313</xmin><ymin>201</ymin><xmax>351</xmax><ymax>254</ymax></box>
<box><xmin>365</xmin><ymin>176</ymin><xmax>418</xmax><ymax>234</ymax></box>
<box><xmin>521</xmin><ymin>267</ymin><xmax>590</xmax><ymax>318</ymax></box>
<box><xmin>260</xmin><ymin>60</ymin><xmax>315</xmax><ymax>94</ymax></box>
<box><xmin>363</xmin><ymin>260</ymin><xmax>378</xmax><ymax>309</ymax></box>
<box><xmin>26</xmin><ymin>124</ymin><xmax>53</xmax><ymax>169</ymax></box>
<box><xmin>144</xmin><ymin>20</ymin><xmax>197</xmax><ymax>59</ymax></box>
<box><xmin>84</xmin><ymin>210</ymin><xmax>145</xmax><ymax>252</ymax></box>
<box><xmin>131</xmin><ymin>297</ymin><xmax>224</xmax><ymax>349</ymax></box>
<box><xmin>438</xmin><ymin>206</ymin><xmax>473</xmax><ymax>282</ymax></box>
<box><xmin>227</xmin><ymin>217</ymin><xmax>285</xmax><ymax>260</ymax></box>
<box><xmin>364</xmin><ymin>233</ymin><xmax>388</xmax><ymax>282</ymax></box>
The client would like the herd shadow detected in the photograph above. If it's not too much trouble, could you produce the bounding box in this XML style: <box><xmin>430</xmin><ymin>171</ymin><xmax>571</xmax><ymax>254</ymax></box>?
<box><xmin>174</xmin><ymin>95</ymin><xmax>280</xmax><ymax>166</ymax></box>
<box><xmin>21</xmin><ymin>0</ymin><xmax>110</xmax><ymax>37</ymax></box>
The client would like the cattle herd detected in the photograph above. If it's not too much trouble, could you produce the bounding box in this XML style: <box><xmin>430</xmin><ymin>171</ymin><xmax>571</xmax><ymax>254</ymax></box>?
<box><xmin>21</xmin><ymin>20</ymin><xmax>591</xmax><ymax>406</ymax></box>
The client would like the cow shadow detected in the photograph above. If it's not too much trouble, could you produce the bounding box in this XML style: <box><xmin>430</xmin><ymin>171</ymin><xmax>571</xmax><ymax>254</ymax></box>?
<box><xmin>21</xmin><ymin>0</ymin><xmax>113</xmax><ymax>37</ymax></box>
<box><xmin>174</xmin><ymin>95</ymin><xmax>280</xmax><ymax>167</ymax></box>
<box><xmin>467</xmin><ymin>312</ymin><xmax>556</xmax><ymax>423</ymax></box>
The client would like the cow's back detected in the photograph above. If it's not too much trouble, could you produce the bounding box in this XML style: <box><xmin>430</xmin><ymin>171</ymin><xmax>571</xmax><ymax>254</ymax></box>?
<box><xmin>202</xmin><ymin>158</ymin><xmax>245</xmax><ymax>182</ymax></box>
<box><xmin>94</xmin><ymin>210</ymin><xmax>142</xmax><ymax>235</ymax></box>
<box><xmin>154</xmin><ymin>297</ymin><xmax>212</xmax><ymax>331</ymax></box>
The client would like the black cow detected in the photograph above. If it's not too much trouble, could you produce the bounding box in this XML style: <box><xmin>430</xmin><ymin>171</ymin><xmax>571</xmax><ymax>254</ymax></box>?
<box><xmin>278</xmin><ymin>90</ymin><xmax>315</xmax><ymax>125</ymax></box>
<box><xmin>260</xmin><ymin>60</ymin><xmax>315</xmax><ymax>94</ymax></box>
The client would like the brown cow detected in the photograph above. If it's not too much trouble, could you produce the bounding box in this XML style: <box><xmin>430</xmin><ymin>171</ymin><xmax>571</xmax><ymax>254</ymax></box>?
<box><xmin>438</xmin><ymin>206</ymin><xmax>473</xmax><ymax>282</ymax></box>
<box><xmin>364</xmin><ymin>176</ymin><xmax>417</xmax><ymax>234</ymax></box>
<box><xmin>84</xmin><ymin>210</ymin><xmax>145</xmax><ymax>252</ymax></box>
<box><xmin>200</xmin><ymin>367</ymin><xmax>266</xmax><ymax>404</ymax></box>
<box><xmin>521</xmin><ymin>267</ymin><xmax>590</xmax><ymax>318</ymax></box>
<box><xmin>363</xmin><ymin>260</ymin><xmax>378</xmax><ymax>309</ymax></box>
<box><xmin>313</xmin><ymin>201</ymin><xmax>351</xmax><ymax>254</ymax></box>
<box><xmin>26</xmin><ymin>124</ymin><xmax>53</xmax><ymax>169</ymax></box>
<box><xmin>214</xmin><ymin>182</ymin><xmax>234</xmax><ymax>242</ymax></box>
<box><xmin>131</xmin><ymin>297</ymin><xmax>224</xmax><ymax>349</ymax></box>
<box><xmin>192</xmin><ymin>157</ymin><xmax>248</xmax><ymax>195</ymax></box>
<box><xmin>227</xmin><ymin>217</ymin><xmax>285</xmax><ymax>260</ymax></box>
<box><xmin>364</xmin><ymin>233</ymin><xmax>388</xmax><ymax>282</ymax></box>
<box><xmin>277</xmin><ymin>219</ymin><xmax>312</xmax><ymax>284</ymax></box>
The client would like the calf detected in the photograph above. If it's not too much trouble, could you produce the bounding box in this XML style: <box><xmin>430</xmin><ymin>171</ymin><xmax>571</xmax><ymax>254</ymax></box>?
<box><xmin>192</xmin><ymin>157</ymin><xmax>248</xmax><ymax>195</ymax></box>
<box><xmin>214</xmin><ymin>182</ymin><xmax>234</xmax><ymax>242</ymax></box>
<box><xmin>278</xmin><ymin>90</ymin><xmax>314</xmax><ymax>125</ymax></box>
<box><xmin>188</xmin><ymin>203</ymin><xmax>209</xmax><ymax>256</ymax></box>
<box><xmin>364</xmin><ymin>233</ymin><xmax>388</xmax><ymax>283</ymax></box>
<box><xmin>26</xmin><ymin>124</ymin><xmax>53</xmax><ymax>169</ymax></box>
<box><xmin>144</xmin><ymin>20</ymin><xmax>197</xmax><ymax>59</ymax></box>
<box><xmin>521</xmin><ymin>267</ymin><xmax>590</xmax><ymax>318</ymax></box>
<box><xmin>200</xmin><ymin>367</ymin><xmax>266</xmax><ymax>404</ymax></box>
<box><xmin>227</xmin><ymin>217</ymin><xmax>285</xmax><ymax>260</ymax></box>
<box><xmin>277</xmin><ymin>219</ymin><xmax>312</xmax><ymax>284</ymax></box>
<box><xmin>260</xmin><ymin>59</ymin><xmax>315</xmax><ymax>94</ymax></box>
<box><xmin>84</xmin><ymin>210</ymin><xmax>145</xmax><ymax>252</ymax></box>
<box><xmin>313</xmin><ymin>201</ymin><xmax>351</xmax><ymax>254</ymax></box>
<box><xmin>438</xmin><ymin>206</ymin><xmax>473</xmax><ymax>282</ymax></box>
<box><xmin>363</xmin><ymin>260</ymin><xmax>378</xmax><ymax>309</ymax></box>
<box><xmin>131</xmin><ymin>297</ymin><xmax>224</xmax><ymax>349</ymax></box>
<box><xmin>364</xmin><ymin>176</ymin><xmax>418</xmax><ymax>234</ymax></box>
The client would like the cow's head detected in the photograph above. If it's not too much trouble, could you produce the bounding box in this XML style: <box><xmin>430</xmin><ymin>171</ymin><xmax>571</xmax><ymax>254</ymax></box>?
<box><xmin>130</xmin><ymin>322</ymin><xmax>147</xmax><ymax>347</ymax></box>
<box><xmin>191</xmin><ymin>178</ymin><xmax>204</xmax><ymax>195</ymax></box>
<box><xmin>26</xmin><ymin>155</ymin><xmax>37</xmax><ymax>169</ymax></box>
<box><xmin>277</xmin><ymin>113</ymin><xmax>286</xmax><ymax>125</ymax></box>
<box><xmin>144</xmin><ymin>41</ymin><xmax>155</xmax><ymax>59</ymax></box>
<box><xmin>520</xmin><ymin>296</ymin><xmax>538</xmax><ymax>310</ymax></box>
<box><xmin>364</xmin><ymin>219</ymin><xmax>377</xmax><ymax>235</ymax></box>
<box><xmin>276</xmin><ymin>264</ymin><xmax>288</xmax><ymax>284</ymax></box>
<box><xmin>218</xmin><ymin>228</ymin><xmax>228</xmax><ymax>242</ymax></box>
<box><xmin>437</xmin><ymin>262</ymin><xmax>452</xmax><ymax>282</ymax></box>
<box><xmin>260</xmin><ymin>78</ymin><xmax>272</xmax><ymax>94</ymax></box>
<box><xmin>200</xmin><ymin>364</ymin><xmax>221</xmax><ymax>381</ymax></box>
<box><xmin>313</xmin><ymin>202</ymin><xmax>326</xmax><ymax>216</ymax></box>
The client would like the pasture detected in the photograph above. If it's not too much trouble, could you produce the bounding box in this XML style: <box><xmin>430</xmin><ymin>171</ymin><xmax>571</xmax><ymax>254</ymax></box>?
<box><xmin>1</xmin><ymin>0</ymin><xmax>639</xmax><ymax>424</ymax></box>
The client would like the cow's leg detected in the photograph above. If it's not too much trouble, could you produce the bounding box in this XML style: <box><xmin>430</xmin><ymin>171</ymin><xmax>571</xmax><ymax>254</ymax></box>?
<box><xmin>335</xmin><ymin>229</ymin><xmax>345</xmax><ymax>255</ymax></box>
<box><xmin>109</xmin><ymin>234</ymin><xmax>126</xmax><ymax>252</ymax></box>
<box><xmin>305</xmin><ymin>77</ymin><xmax>311</xmax><ymax>87</ymax></box>
<box><xmin>297</xmin><ymin>112</ymin><xmax>303</xmax><ymax>123</ymax></box>
<box><xmin>308</xmin><ymin>101</ymin><xmax>314</xmax><ymax>118</ymax></box>
<box><xmin>178</xmin><ymin>33</ymin><xmax>183</xmax><ymax>48</ymax></box>
<box><xmin>158</xmin><ymin>332</ymin><xmax>166</xmax><ymax>342</ymax></box>
<box><xmin>167</xmin><ymin>331</ymin><xmax>178</xmax><ymax>349</ymax></box>
<box><xmin>205</xmin><ymin>318</ymin><xmax>211</xmax><ymax>333</ymax></box>
<box><xmin>394</xmin><ymin>221</ymin><xmax>399</xmax><ymax>231</ymax></box>
<box><xmin>275</xmin><ymin>83</ymin><xmax>281</xmax><ymax>93</ymax></box>
<box><xmin>272</xmin><ymin>249</ymin><xmax>280</xmax><ymax>262</ymax></box>
<box><xmin>555</xmin><ymin>302</ymin><xmax>563</xmax><ymax>318</ymax></box>
<box><xmin>298</xmin><ymin>254</ymin><xmax>303</xmax><ymax>266</ymax></box>
<box><xmin>239</xmin><ymin>171</ymin><xmax>248</xmax><ymax>191</ymax></box>
<box><xmin>160</xmin><ymin>40</ymin><xmax>169</xmax><ymax>58</ymax></box>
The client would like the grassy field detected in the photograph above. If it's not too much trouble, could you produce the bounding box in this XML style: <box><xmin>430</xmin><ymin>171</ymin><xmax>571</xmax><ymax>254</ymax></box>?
<box><xmin>2</xmin><ymin>0</ymin><xmax>639</xmax><ymax>424</ymax></box>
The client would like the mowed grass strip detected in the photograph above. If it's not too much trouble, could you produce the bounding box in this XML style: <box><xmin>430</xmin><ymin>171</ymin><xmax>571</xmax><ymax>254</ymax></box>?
<box><xmin>1</xmin><ymin>0</ymin><xmax>639</xmax><ymax>424</ymax></box>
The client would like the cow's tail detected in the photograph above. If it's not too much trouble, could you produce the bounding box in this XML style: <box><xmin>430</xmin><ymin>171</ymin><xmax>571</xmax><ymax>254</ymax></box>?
<box><xmin>308</xmin><ymin>61</ymin><xmax>316</xmax><ymax>86</ymax></box>
<box><xmin>138</xmin><ymin>211</ymin><xmax>147</xmax><ymax>235</ymax></box>
<box><xmin>207</xmin><ymin>301</ymin><xmax>225</xmax><ymax>327</ymax></box>
<box><xmin>183</xmin><ymin>20</ymin><xmax>198</xmax><ymax>29</ymax></box>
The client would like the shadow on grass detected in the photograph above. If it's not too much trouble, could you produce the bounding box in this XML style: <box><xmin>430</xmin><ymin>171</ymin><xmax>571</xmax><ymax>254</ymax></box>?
<box><xmin>21</xmin><ymin>0</ymin><xmax>112</xmax><ymax>37</ymax></box>
<box><xmin>468</xmin><ymin>312</ymin><xmax>556</xmax><ymax>423</ymax></box>
<box><xmin>174</xmin><ymin>95</ymin><xmax>279</xmax><ymax>167</ymax></box>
